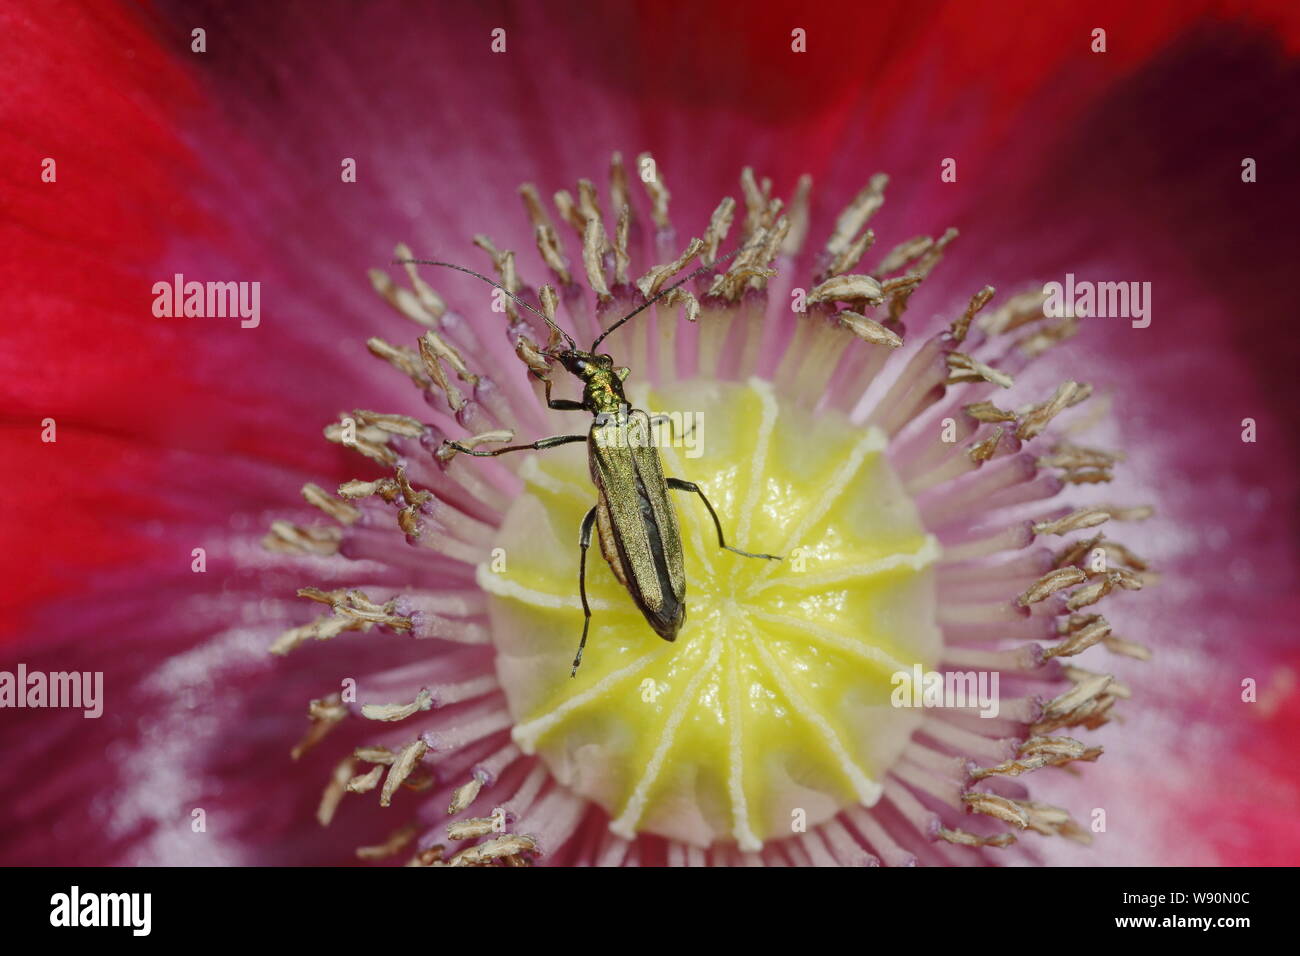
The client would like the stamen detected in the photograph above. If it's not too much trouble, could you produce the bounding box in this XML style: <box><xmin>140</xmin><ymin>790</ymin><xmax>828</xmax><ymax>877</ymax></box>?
<box><xmin>969</xmin><ymin>735</ymin><xmax>1102</xmax><ymax>779</ymax></box>
<box><xmin>979</xmin><ymin>288</ymin><xmax>1048</xmax><ymax>336</ymax></box>
<box><xmin>826</xmin><ymin>228</ymin><xmax>875</xmax><ymax>277</ymax></box>
<box><xmin>356</xmin><ymin>823</ymin><xmax>419</xmax><ymax>860</ymax></box>
<box><xmin>1033</xmin><ymin>508</ymin><xmax>1111</xmax><ymax>536</ymax></box>
<box><xmin>706</xmin><ymin>228</ymin><xmax>778</xmax><ymax>299</ymax></box>
<box><xmin>636</xmin><ymin>238</ymin><xmax>703</xmax><ymax>297</ymax></box>
<box><xmin>367</xmin><ymin>337</ymin><xmax>430</xmax><ymax>390</ymax></box>
<box><xmin>361</xmin><ymin>687</ymin><xmax>434</xmax><ymax>722</ymax></box>
<box><xmin>290</xmin><ymin>694</ymin><xmax>348</xmax><ymax>760</ymax></box>
<box><xmin>262</xmin><ymin>520</ymin><xmax>341</xmax><ymax>556</ymax></box>
<box><xmin>807</xmin><ymin>273</ymin><xmax>885</xmax><ymax>307</ymax></box>
<box><xmin>1060</xmin><ymin>390</ymin><xmax>1112</xmax><ymax>436</ymax></box>
<box><xmin>418</xmin><ymin>334</ymin><xmax>467</xmax><ymax>412</ymax></box>
<box><xmin>447</xmin><ymin>777</ymin><xmax>484</xmax><ymax>815</ymax></box>
<box><xmin>947</xmin><ymin>352</ymin><xmax>1014</xmax><ymax>388</ymax></box>
<box><xmin>1065</xmin><ymin>665</ymin><xmax>1131</xmax><ymax>699</ymax></box>
<box><xmin>613</xmin><ymin>205</ymin><xmax>631</xmax><ymax>285</ymax></box>
<box><xmin>1104</xmin><ymin>634</ymin><xmax>1154</xmax><ymax>660</ymax></box>
<box><xmin>1017</xmin><ymin>566</ymin><xmax>1089</xmax><ymax>606</ymax></box>
<box><xmin>317</xmin><ymin>757</ymin><xmax>355</xmax><ymax>826</ymax></box>
<box><xmin>405</xmin><ymin>845</ymin><xmax>446</xmax><ymax>867</ymax></box>
<box><xmin>353</xmin><ymin>410</ymin><xmax>424</xmax><ymax>438</ymax></box>
<box><xmin>583</xmin><ymin>217</ymin><xmax>612</xmax><ymax>298</ymax></box>
<box><xmin>1064</xmin><ymin>569</ymin><xmax>1143</xmax><ymax>611</ymax></box>
<box><xmin>552</xmin><ymin>188</ymin><xmax>584</xmax><ymax>235</ymax></box>
<box><xmin>637</xmin><ymin>151</ymin><xmax>671</xmax><ymax>230</ymax></box>
<box><xmin>337</xmin><ymin>477</ymin><xmax>401</xmax><ymax>502</ymax></box>
<box><xmin>1097</xmin><ymin>503</ymin><xmax>1156</xmax><ymax>523</ymax></box>
<box><xmin>837</xmin><ymin>310</ymin><xmax>903</xmax><ymax>348</ymax></box>
<box><xmin>966</xmin><ymin>427</ymin><xmax>1006</xmax><ymax>463</ymax></box>
<box><xmin>515</xmin><ymin>333</ymin><xmax>552</xmax><ymax>377</ymax></box>
<box><xmin>446</xmin><ymin>817</ymin><xmax>499</xmax><ymax>841</ymax></box>
<box><xmin>1044</xmin><ymin>614</ymin><xmax>1112</xmax><ymax>658</ymax></box>
<box><xmin>937</xmin><ymin>827</ymin><xmax>1017</xmax><ymax>849</ymax></box>
<box><xmin>472</xmin><ymin>237</ymin><xmax>522</xmax><ymax>319</ymax></box>
<box><xmin>577</xmin><ymin>179</ymin><xmax>605</xmax><ymax>240</ymax></box>
<box><xmin>1032</xmin><ymin>673</ymin><xmax>1116</xmax><ymax>733</ymax></box>
<box><xmin>354</xmin><ymin>746</ymin><xmax>396</xmax><ymax>764</ymax></box>
<box><xmin>753</xmin><ymin>214</ymin><xmax>791</xmax><ymax>285</ymax></box>
<box><xmin>538</xmin><ymin>284</ymin><xmax>560</xmax><ymax>324</ymax></box>
<box><xmin>964</xmin><ymin>400</ymin><xmax>1018</xmax><ymax>423</ymax></box>
<box><xmin>949</xmin><ymin>285</ymin><xmax>996</xmax><ymax>344</ymax></box>
<box><xmin>1017</xmin><ymin>316</ymin><xmax>1079</xmax><ymax>358</ymax></box>
<box><xmin>1015</xmin><ymin>800</ymin><xmax>1091</xmax><ymax>843</ymax></box>
<box><xmin>824</xmin><ymin>172</ymin><xmax>888</xmax><ymax>259</ymax></box>
<box><xmin>270</xmin><ymin>587</ymin><xmax>412</xmax><ymax>655</ymax></box>
<box><xmin>346</xmin><ymin>765</ymin><xmax>384</xmax><ymax>793</ymax></box>
<box><xmin>918</xmin><ymin>229</ymin><xmax>957</xmax><ymax>271</ymax></box>
<box><xmin>880</xmin><ymin>273</ymin><xmax>923</xmax><ymax>298</ymax></box>
<box><xmin>447</xmin><ymin>833</ymin><xmax>539</xmax><ymax>866</ymax></box>
<box><xmin>781</xmin><ymin>174</ymin><xmax>813</xmax><ymax>256</ymax></box>
<box><xmin>533</xmin><ymin>222</ymin><xmax>571</xmax><ymax>284</ymax></box>
<box><xmin>323</xmin><ymin>416</ymin><xmax>398</xmax><ymax>466</ymax></box>
<box><xmin>963</xmin><ymin>791</ymin><xmax>1029</xmax><ymax>829</ymax></box>
<box><xmin>660</xmin><ymin>287</ymin><xmax>701</xmax><ymax>323</ymax></box>
<box><xmin>1059</xmin><ymin>469</ymin><xmax>1113</xmax><ymax>485</ymax></box>
<box><xmin>368</xmin><ymin>266</ymin><xmax>440</xmax><ymax>329</ymax></box>
<box><xmin>394</xmin><ymin>242</ymin><xmax>448</xmax><ymax>320</ymax></box>
<box><xmin>1016</xmin><ymin>381</ymin><xmax>1090</xmax><ymax>441</ymax></box>
<box><xmin>518</xmin><ymin>183</ymin><xmax>556</xmax><ymax>232</ymax></box>
<box><xmin>739</xmin><ymin>167</ymin><xmax>771</xmax><ymax>238</ymax></box>
<box><xmin>701</xmin><ymin>196</ymin><xmax>736</xmax><ymax>265</ymax></box>
<box><xmin>1040</xmin><ymin>441</ymin><xmax>1126</xmax><ymax>471</ymax></box>
<box><xmin>302</xmin><ymin>483</ymin><xmax>361</xmax><ymax>525</ymax></box>
<box><xmin>609</xmin><ymin>152</ymin><xmax>632</xmax><ymax>222</ymax></box>
<box><xmin>380</xmin><ymin>739</ymin><xmax>428</xmax><ymax>807</ymax></box>
<box><xmin>876</xmin><ymin>235</ymin><xmax>933</xmax><ymax>275</ymax></box>
<box><xmin>1050</xmin><ymin>535</ymin><xmax>1102</xmax><ymax>572</ymax></box>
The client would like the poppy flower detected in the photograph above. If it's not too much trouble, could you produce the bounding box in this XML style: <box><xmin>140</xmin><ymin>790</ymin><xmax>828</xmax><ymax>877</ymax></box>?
<box><xmin>2</xmin><ymin>0</ymin><xmax>1298</xmax><ymax>866</ymax></box>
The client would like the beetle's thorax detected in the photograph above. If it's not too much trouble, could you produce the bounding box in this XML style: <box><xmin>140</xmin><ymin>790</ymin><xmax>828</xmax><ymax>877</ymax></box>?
<box><xmin>583</xmin><ymin>370</ymin><xmax>626</xmax><ymax>415</ymax></box>
<box><xmin>558</xmin><ymin>349</ymin><xmax>628</xmax><ymax>415</ymax></box>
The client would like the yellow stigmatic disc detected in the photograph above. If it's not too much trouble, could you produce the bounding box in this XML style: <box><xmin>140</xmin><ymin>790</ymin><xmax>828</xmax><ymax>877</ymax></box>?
<box><xmin>482</xmin><ymin>378</ymin><xmax>940</xmax><ymax>850</ymax></box>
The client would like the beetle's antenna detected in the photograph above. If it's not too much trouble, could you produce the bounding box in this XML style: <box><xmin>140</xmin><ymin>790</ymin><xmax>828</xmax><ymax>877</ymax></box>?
<box><xmin>589</xmin><ymin>240</ymin><xmax>758</xmax><ymax>352</ymax></box>
<box><xmin>394</xmin><ymin>258</ymin><xmax>577</xmax><ymax>350</ymax></box>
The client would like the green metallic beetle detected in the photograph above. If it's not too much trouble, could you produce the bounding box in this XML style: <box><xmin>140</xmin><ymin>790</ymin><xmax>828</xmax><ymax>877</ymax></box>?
<box><xmin>399</xmin><ymin>251</ymin><xmax>780</xmax><ymax>676</ymax></box>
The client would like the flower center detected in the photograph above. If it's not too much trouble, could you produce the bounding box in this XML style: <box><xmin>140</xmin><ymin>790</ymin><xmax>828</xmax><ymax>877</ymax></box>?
<box><xmin>481</xmin><ymin>377</ymin><xmax>940</xmax><ymax>849</ymax></box>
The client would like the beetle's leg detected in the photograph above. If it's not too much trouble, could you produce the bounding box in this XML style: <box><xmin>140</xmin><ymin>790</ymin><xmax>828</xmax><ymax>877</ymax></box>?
<box><xmin>445</xmin><ymin>434</ymin><xmax>587</xmax><ymax>457</ymax></box>
<box><xmin>645</xmin><ymin>413</ymin><xmax>673</xmax><ymax>449</ymax></box>
<box><xmin>667</xmin><ymin>478</ymin><xmax>782</xmax><ymax>560</ymax></box>
<box><xmin>542</xmin><ymin>375</ymin><xmax>585</xmax><ymax>411</ymax></box>
<box><xmin>571</xmin><ymin>506</ymin><xmax>598</xmax><ymax>677</ymax></box>
<box><xmin>646</xmin><ymin>413</ymin><xmax>697</xmax><ymax>443</ymax></box>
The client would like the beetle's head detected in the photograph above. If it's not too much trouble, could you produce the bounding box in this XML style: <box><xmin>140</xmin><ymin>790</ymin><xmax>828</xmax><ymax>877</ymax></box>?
<box><xmin>556</xmin><ymin>349</ymin><xmax>627</xmax><ymax>384</ymax></box>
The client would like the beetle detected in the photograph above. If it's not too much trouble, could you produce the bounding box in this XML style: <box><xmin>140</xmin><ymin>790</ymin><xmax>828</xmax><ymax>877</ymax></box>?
<box><xmin>398</xmin><ymin>249</ymin><xmax>781</xmax><ymax>676</ymax></box>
